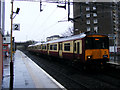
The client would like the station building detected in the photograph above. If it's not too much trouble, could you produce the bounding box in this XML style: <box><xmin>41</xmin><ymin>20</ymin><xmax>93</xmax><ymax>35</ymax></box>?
<box><xmin>73</xmin><ymin>1</ymin><xmax>120</xmax><ymax>52</ymax></box>
<box><xmin>3</xmin><ymin>33</ymin><xmax>11</xmax><ymax>57</ymax></box>
<box><xmin>0</xmin><ymin>0</ymin><xmax>5</xmax><ymax>89</ymax></box>
<box><xmin>46</xmin><ymin>35</ymin><xmax>60</xmax><ymax>41</ymax></box>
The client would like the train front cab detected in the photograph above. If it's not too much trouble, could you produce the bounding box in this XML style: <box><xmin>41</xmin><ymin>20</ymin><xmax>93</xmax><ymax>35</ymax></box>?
<box><xmin>84</xmin><ymin>35</ymin><xmax>109</xmax><ymax>65</ymax></box>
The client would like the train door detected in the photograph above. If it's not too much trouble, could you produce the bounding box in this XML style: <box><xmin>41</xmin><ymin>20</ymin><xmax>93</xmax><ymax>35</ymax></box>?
<box><xmin>59</xmin><ymin>43</ymin><xmax>63</xmax><ymax>58</ymax></box>
<box><xmin>77</xmin><ymin>42</ymin><xmax>80</xmax><ymax>54</ymax></box>
<box><xmin>74</xmin><ymin>40</ymin><xmax>82</xmax><ymax>59</ymax></box>
<box><xmin>47</xmin><ymin>44</ymin><xmax>50</xmax><ymax>55</ymax></box>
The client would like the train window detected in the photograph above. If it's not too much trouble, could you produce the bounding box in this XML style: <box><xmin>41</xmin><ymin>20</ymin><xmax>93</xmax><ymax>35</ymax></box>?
<box><xmin>50</xmin><ymin>45</ymin><xmax>53</xmax><ymax>50</ymax></box>
<box><xmin>45</xmin><ymin>45</ymin><xmax>46</xmax><ymax>50</ymax></box>
<box><xmin>64</xmin><ymin>43</ymin><xmax>70</xmax><ymax>51</ymax></box>
<box><xmin>54</xmin><ymin>44</ymin><xmax>57</xmax><ymax>50</ymax></box>
<box><xmin>42</xmin><ymin>45</ymin><xmax>44</xmax><ymax>49</ymax></box>
<box><xmin>85</xmin><ymin>37</ymin><xmax>109</xmax><ymax>49</ymax></box>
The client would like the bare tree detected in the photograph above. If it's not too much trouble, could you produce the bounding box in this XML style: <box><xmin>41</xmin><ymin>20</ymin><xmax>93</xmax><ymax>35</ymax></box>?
<box><xmin>61</xmin><ymin>27</ymin><xmax>73</xmax><ymax>37</ymax></box>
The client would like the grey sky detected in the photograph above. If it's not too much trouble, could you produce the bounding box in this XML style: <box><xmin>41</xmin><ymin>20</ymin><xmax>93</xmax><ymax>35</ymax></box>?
<box><xmin>5</xmin><ymin>1</ymin><xmax>73</xmax><ymax>42</ymax></box>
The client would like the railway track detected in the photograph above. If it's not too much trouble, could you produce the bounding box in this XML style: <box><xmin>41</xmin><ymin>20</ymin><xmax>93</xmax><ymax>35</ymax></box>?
<box><xmin>23</xmin><ymin>50</ymin><xmax>120</xmax><ymax>89</ymax></box>
<box><xmin>24</xmin><ymin>51</ymin><xmax>90</xmax><ymax>89</ymax></box>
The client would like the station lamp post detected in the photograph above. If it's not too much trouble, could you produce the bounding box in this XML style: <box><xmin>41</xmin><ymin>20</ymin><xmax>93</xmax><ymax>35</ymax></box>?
<box><xmin>10</xmin><ymin>0</ymin><xmax>20</xmax><ymax>89</ymax></box>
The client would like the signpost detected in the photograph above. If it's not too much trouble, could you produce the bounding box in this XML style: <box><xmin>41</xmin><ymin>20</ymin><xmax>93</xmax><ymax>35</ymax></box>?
<box><xmin>12</xmin><ymin>24</ymin><xmax>20</xmax><ymax>31</ymax></box>
<box><xmin>10</xmin><ymin>0</ymin><xmax>20</xmax><ymax>89</ymax></box>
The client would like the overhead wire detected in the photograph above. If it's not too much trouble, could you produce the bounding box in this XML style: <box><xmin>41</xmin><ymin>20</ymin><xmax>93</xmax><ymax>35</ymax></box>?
<box><xmin>28</xmin><ymin>3</ymin><xmax>57</xmax><ymax>37</ymax></box>
<box><xmin>31</xmin><ymin>6</ymin><xmax>58</xmax><ymax>38</ymax></box>
<box><xmin>35</xmin><ymin>15</ymin><xmax>69</xmax><ymax>41</ymax></box>
<box><xmin>13</xmin><ymin>0</ymin><xmax>73</xmax><ymax>41</ymax></box>
<box><xmin>36</xmin><ymin>7</ymin><xmax>70</xmax><ymax>41</ymax></box>
<box><xmin>34</xmin><ymin>10</ymin><xmax>69</xmax><ymax>41</ymax></box>
<box><xmin>35</xmin><ymin>21</ymin><xmax>59</xmax><ymax>40</ymax></box>
<box><xmin>36</xmin><ymin>6</ymin><xmax>58</xmax><ymax>31</ymax></box>
<box><xmin>33</xmin><ymin>5</ymin><xmax>72</xmax><ymax>41</ymax></box>
<box><xmin>27</xmin><ymin>12</ymin><xmax>41</xmax><ymax>33</ymax></box>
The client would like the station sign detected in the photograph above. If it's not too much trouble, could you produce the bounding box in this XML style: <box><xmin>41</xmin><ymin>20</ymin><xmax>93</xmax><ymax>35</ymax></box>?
<box><xmin>12</xmin><ymin>24</ymin><xmax>20</xmax><ymax>31</ymax></box>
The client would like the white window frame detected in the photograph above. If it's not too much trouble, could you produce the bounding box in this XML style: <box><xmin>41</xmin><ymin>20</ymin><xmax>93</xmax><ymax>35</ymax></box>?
<box><xmin>94</xmin><ymin>26</ymin><xmax>98</xmax><ymax>32</ymax></box>
<box><xmin>94</xmin><ymin>26</ymin><xmax>98</xmax><ymax>30</ymax></box>
<box><xmin>94</xmin><ymin>19</ymin><xmax>98</xmax><ymax>24</ymax></box>
<box><xmin>86</xmin><ymin>13</ymin><xmax>90</xmax><ymax>18</ymax></box>
<box><xmin>87</xmin><ymin>27</ymin><xmax>91</xmax><ymax>31</ymax></box>
<box><xmin>93</xmin><ymin>6</ymin><xmax>96</xmax><ymax>10</ymax></box>
<box><xmin>86</xmin><ymin>7</ymin><xmax>90</xmax><ymax>11</ymax></box>
<box><xmin>86</xmin><ymin>20</ymin><xmax>90</xmax><ymax>24</ymax></box>
<box><xmin>93</xmin><ymin>13</ymin><xmax>97</xmax><ymax>17</ymax></box>
<box><xmin>86</xmin><ymin>2</ymin><xmax>89</xmax><ymax>4</ymax></box>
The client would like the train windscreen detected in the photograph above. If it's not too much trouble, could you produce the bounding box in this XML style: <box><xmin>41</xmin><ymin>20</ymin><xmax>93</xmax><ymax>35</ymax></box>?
<box><xmin>85</xmin><ymin>37</ymin><xmax>109</xmax><ymax>49</ymax></box>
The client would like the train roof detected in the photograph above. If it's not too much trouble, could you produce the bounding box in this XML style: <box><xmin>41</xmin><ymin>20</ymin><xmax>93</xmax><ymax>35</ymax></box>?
<box><xmin>46</xmin><ymin>32</ymin><xmax>108</xmax><ymax>44</ymax></box>
<box><xmin>47</xmin><ymin>33</ymin><xmax>86</xmax><ymax>44</ymax></box>
<box><xmin>28</xmin><ymin>42</ymin><xmax>42</xmax><ymax>47</ymax></box>
<box><xmin>28</xmin><ymin>32</ymin><xmax>108</xmax><ymax>47</ymax></box>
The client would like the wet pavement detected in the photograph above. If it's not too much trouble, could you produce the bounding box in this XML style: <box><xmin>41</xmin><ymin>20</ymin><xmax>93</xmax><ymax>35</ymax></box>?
<box><xmin>108</xmin><ymin>54</ymin><xmax>120</xmax><ymax>66</ymax></box>
<box><xmin>2</xmin><ymin>50</ymin><xmax>65</xmax><ymax>89</ymax></box>
<box><xmin>2</xmin><ymin>57</ymin><xmax>10</xmax><ymax>88</ymax></box>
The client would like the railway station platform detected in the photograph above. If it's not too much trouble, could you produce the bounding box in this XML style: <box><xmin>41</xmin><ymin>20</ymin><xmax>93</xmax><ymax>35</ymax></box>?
<box><xmin>2</xmin><ymin>50</ymin><xmax>65</xmax><ymax>89</ymax></box>
<box><xmin>107</xmin><ymin>54</ymin><xmax>120</xmax><ymax>68</ymax></box>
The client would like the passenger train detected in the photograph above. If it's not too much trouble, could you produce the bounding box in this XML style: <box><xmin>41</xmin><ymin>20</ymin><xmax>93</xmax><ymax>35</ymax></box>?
<box><xmin>27</xmin><ymin>32</ymin><xmax>109</xmax><ymax>65</ymax></box>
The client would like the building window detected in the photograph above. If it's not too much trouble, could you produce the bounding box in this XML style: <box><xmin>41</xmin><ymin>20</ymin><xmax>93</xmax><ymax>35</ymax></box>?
<box><xmin>86</xmin><ymin>20</ymin><xmax>90</xmax><ymax>24</ymax></box>
<box><xmin>94</xmin><ymin>26</ymin><xmax>98</xmax><ymax>32</ymax></box>
<box><xmin>93</xmin><ymin>6</ymin><xmax>96</xmax><ymax>10</ymax></box>
<box><xmin>94</xmin><ymin>19</ymin><xmax>98</xmax><ymax>24</ymax></box>
<box><xmin>93</xmin><ymin>13</ymin><xmax>97</xmax><ymax>17</ymax></box>
<box><xmin>75</xmin><ymin>29</ymin><xmax>78</xmax><ymax>31</ymax></box>
<box><xmin>64</xmin><ymin>43</ymin><xmax>70</xmax><ymax>51</ymax></box>
<box><xmin>86</xmin><ymin>2</ymin><xmax>89</xmax><ymax>4</ymax></box>
<box><xmin>86</xmin><ymin>7</ymin><xmax>90</xmax><ymax>11</ymax></box>
<box><xmin>86</xmin><ymin>14</ymin><xmax>90</xmax><ymax>18</ymax></box>
<box><xmin>92</xmin><ymin>0</ymin><xmax>97</xmax><ymax>2</ymax></box>
<box><xmin>87</xmin><ymin>27</ymin><xmax>91</xmax><ymax>31</ymax></box>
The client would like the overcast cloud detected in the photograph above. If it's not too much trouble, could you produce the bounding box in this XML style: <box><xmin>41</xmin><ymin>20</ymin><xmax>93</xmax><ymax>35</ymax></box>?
<box><xmin>5</xmin><ymin>1</ymin><xmax>73</xmax><ymax>42</ymax></box>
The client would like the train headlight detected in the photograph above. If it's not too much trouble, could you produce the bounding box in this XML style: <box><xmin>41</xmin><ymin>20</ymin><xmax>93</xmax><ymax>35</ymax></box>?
<box><xmin>87</xmin><ymin>56</ymin><xmax>92</xmax><ymax>59</ymax></box>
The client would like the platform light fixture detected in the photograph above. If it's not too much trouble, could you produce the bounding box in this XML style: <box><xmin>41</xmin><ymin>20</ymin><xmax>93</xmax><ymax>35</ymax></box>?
<box><xmin>10</xmin><ymin>0</ymin><xmax>20</xmax><ymax>89</ymax></box>
<box><xmin>16</xmin><ymin>8</ymin><xmax>20</xmax><ymax>14</ymax></box>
